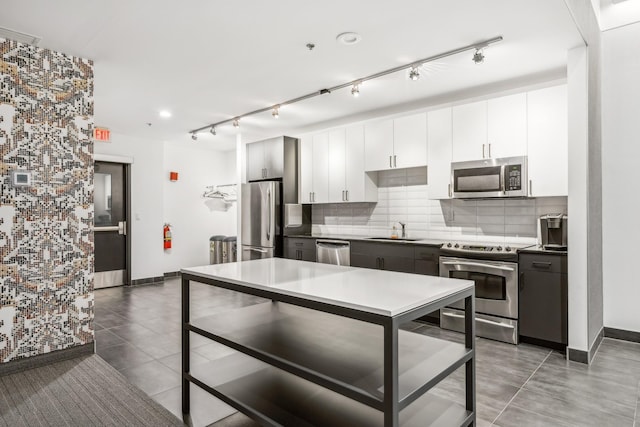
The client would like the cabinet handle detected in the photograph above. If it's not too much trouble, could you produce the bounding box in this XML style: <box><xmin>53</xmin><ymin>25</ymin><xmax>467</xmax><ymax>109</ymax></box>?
<box><xmin>529</xmin><ymin>180</ymin><xmax>532</xmax><ymax>197</ymax></box>
<box><xmin>488</xmin><ymin>143</ymin><xmax>491</xmax><ymax>158</ymax></box>
<box><xmin>482</xmin><ymin>144</ymin><xmax>485</xmax><ymax>158</ymax></box>
<box><xmin>376</xmin><ymin>257</ymin><xmax>380</xmax><ymax>268</ymax></box>
<box><xmin>393</xmin><ymin>155</ymin><xmax>397</xmax><ymax>168</ymax></box>
<box><xmin>532</xmin><ymin>262</ymin><xmax>552</xmax><ymax>269</ymax></box>
<box><xmin>381</xmin><ymin>258</ymin><xmax>385</xmax><ymax>269</ymax></box>
<box><xmin>389</xmin><ymin>156</ymin><xmax>392</xmax><ymax>168</ymax></box>
<box><xmin>448</xmin><ymin>183</ymin><xmax>452</xmax><ymax>198</ymax></box>
<box><xmin>346</xmin><ymin>190</ymin><xmax>349</xmax><ymax>201</ymax></box>
<box><xmin>342</xmin><ymin>190</ymin><xmax>345</xmax><ymax>201</ymax></box>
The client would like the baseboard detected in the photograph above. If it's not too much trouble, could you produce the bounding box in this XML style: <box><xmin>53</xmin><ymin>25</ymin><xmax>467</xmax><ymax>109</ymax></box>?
<box><xmin>604</xmin><ymin>327</ymin><xmax>640</xmax><ymax>343</ymax></box>
<box><xmin>0</xmin><ymin>342</ymin><xmax>94</xmax><ymax>376</ymax></box>
<box><xmin>567</xmin><ymin>327</ymin><xmax>604</xmax><ymax>364</ymax></box>
<box><xmin>130</xmin><ymin>272</ymin><xmax>181</xmax><ymax>286</ymax></box>
<box><xmin>131</xmin><ymin>276</ymin><xmax>165</xmax><ymax>286</ymax></box>
<box><xmin>164</xmin><ymin>271</ymin><xmax>181</xmax><ymax>278</ymax></box>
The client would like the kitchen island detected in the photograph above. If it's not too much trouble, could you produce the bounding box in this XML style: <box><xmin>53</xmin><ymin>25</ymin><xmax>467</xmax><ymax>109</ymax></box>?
<box><xmin>181</xmin><ymin>258</ymin><xmax>475</xmax><ymax>427</ymax></box>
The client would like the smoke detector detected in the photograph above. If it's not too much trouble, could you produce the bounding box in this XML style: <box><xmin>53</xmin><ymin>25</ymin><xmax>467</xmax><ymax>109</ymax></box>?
<box><xmin>0</xmin><ymin>26</ymin><xmax>41</xmax><ymax>46</ymax></box>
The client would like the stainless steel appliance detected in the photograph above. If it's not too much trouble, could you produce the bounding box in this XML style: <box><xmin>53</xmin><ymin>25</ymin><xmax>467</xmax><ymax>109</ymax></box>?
<box><xmin>439</xmin><ymin>242</ymin><xmax>528</xmax><ymax>344</ymax></box>
<box><xmin>241</xmin><ymin>181</ymin><xmax>281</xmax><ymax>260</ymax></box>
<box><xmin>539</xmin><ymin>214</ymin><xmax>568</xmax><ymax>250</ymax></box>
<box><xmin>316</xmin><ymin>240</ymin><xmax>350</xmax><ymax>266</ymax></box>
<box><xmin>451</xmin><ymin>156</ymin><xmax>528</xmax><ymax>198</ymax></box>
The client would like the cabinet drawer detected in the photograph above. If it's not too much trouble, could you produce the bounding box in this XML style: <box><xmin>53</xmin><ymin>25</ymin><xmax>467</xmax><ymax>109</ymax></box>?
<box><xmin>519</xmin><ymin>253</ymin><xmax>567</xmax><ymax>274</ymax></box>
<box><xmin>285</xmin><ymin>237</ymin><xmax>316</xmax><ymax>252</ymax></box>
<box><xmin>350</xmin><ymin>241</ymin><xmax>414</xmax><ymax>258</ymax></box>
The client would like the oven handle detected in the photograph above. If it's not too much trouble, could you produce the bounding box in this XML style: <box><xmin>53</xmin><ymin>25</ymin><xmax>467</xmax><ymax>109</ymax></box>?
<box><xmin>441</xmin><ymin>260</ymin><xmax>515</xmax><ymax>272</ymax></box>
<box><xmin>442</xmin><ymin>311</ymin><xmax>516</xmax><ymax>329</ymax></box>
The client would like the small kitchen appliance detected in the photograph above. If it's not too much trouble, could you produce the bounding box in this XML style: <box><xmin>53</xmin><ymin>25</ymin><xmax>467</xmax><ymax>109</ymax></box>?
<box><xmin>450</xmin><ymin>156</ymin><xmax>528</xmax><ymax>199</ymax></box>
<box><xmin>539</xmin><ymin>214</ymin><xmax>568</xmax><ymax>250</ymax></box>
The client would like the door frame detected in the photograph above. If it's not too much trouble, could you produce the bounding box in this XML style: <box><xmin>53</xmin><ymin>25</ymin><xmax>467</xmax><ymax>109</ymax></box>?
<box><xmin>95</xmin><ymin>154</ymin><xmax>132</xmax><ymax>286</ymax></box>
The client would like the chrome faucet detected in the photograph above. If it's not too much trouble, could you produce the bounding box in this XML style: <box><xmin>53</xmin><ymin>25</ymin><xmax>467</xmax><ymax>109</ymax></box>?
<box><xmin>397</xmin><ymin>222</ymin><xmax>406</xmax><ymax>238</ymax></box>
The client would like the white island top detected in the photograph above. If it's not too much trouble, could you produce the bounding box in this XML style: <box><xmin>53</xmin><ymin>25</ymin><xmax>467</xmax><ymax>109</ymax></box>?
<box><xmin>182</xmin><ymin>258</ymin><xmax>473</xmax><ymax>317</ymax></box>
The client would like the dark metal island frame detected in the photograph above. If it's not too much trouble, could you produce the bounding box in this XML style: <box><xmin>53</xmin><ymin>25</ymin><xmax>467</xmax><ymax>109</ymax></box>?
<box><xmin>181</xmin><ymin>258</ymin><xmax>476</xmax><ymax>427</ymax></box>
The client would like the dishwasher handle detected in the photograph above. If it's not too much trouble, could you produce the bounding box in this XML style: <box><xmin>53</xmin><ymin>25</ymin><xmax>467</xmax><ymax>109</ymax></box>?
<box><xmin>316</xmin><ymin>240</ymin><xmax>350</xmax><ymax>248</ymax></box>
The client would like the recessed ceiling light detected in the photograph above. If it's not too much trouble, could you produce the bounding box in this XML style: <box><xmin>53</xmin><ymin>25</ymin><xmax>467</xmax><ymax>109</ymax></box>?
<box><xmin>336</xmin><ymin>32</ymin><xmax>361</xmax><ymax>45</ymax></box>
<box><xmin>0</xmin><ymin>26</ymin><xmax>41</xmax><ymax>46</ymax></box>
<box><xmin>159</xmin><ymin>110</ymin><xmax>172</xmax><ymax>118</ymax></box>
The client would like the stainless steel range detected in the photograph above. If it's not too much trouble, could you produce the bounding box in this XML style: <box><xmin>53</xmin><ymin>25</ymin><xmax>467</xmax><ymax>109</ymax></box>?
<box><xmin>439</xmin><ymin>242</ymin><xmax>530</xmax><ymax>344</ymax></box>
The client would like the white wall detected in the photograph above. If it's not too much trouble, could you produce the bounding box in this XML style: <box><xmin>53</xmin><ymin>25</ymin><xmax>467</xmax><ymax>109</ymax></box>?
<box><xmin>602</xmin><ymin>22</ymin><xmax>640</xmax><ymax>333</ymax></box>
<box><xmin>95</xmin><ymin>133</ymin><xmax>237</xmax><ymax>280</ymax></box>
<box><xmin>567</xmin><ymin>45</ymin><xmax>590</xmax><ymax>351</ymax></box>
<box><xmin>162</xmin><ymin>143</ymin><xmax>237</xmax><ymax>272</ymax></box>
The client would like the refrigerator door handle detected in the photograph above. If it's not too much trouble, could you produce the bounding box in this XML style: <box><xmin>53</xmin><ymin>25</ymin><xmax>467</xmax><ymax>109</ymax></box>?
<box><xmin>267</xmin><ymin>188</ymin><xmax>271</xmax><ymax>241</ymax></box>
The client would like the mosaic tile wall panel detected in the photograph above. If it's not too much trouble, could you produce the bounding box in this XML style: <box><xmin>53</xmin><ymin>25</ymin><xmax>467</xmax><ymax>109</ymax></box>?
<box><xmin>0</xmin><ymin>38</ymin><xmax>94</xmax><ymax>363</ymax></box>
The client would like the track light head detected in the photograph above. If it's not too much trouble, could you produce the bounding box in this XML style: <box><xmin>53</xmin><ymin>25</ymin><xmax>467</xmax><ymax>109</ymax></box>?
<box><xmin>351</xmin><ymin>83</ymin><xmax>360</xmax><ymax>97</ymax></box>
<box><xmin>210</xmin><ymin>127</ymin><xmax>216</xmax><ymax>136</ymax></box>
<box><xmin>472</xmin><ymin>48</ymin><xmax>485</xmax><ymax>64</ymax></box>
<box><xmin>191</xmin><ymin>133</ymin><xmax>198</xmax><ymax>141</ymax></box>
<box><xmin>409</xmin><ymin>66</ymin><xmax>420</xmax><ymax>81</ymax></box>
<box><xmin>233</xmin><ymin>119</ymin><xmax>240</xmax><ymax>128</ymax></box>
<box><xmin>272</xmin><ymin>106</ymin><xmax>279</xmax><ymax>119</ymax></box>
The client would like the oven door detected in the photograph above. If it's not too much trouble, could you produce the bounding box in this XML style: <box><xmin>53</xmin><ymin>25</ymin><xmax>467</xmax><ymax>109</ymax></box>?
<box><xmin>439</xmin><ymin>256</ymin><xmax>518</xmax><ymax>319</ymax></box>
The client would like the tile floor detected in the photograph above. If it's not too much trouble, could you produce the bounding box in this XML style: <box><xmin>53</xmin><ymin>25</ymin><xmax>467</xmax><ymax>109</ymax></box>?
<box><xmin>95</xmin><ymin>278</ymin><xmax>640</xmax><ymax>427</ymax></box>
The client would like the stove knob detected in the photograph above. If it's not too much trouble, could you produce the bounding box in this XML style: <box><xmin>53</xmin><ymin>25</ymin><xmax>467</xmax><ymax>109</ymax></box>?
<box><xmin>496</xmin><ymin>246</ymin><xmax>503</xmax><ymax>251</ymax></box>
<box><xmin>454</xmin><ymin>243</ymin><xmax>459</xmax><ymax>248</ymax></box>
<box><xmin>505</xmin><ymin>246</ymin><xmax>512</xmax><ymax>252</ymax></box>
<box><xmin>447</xmin><ymin>243</ymin><xmax>452</xmax><ymax>248</ymax></box>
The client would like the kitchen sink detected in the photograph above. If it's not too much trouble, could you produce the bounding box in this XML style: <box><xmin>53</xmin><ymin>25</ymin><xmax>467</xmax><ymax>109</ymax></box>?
<box><xmin>367</xmin><ymin>237</ymin><xmax>418</xmax><ymax>242</ymax></box>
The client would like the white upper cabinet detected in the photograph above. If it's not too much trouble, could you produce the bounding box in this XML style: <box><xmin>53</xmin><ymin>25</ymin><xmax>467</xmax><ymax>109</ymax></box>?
<box><xmin>364</xmin><ymin>114</ymin><xmax>427</xmax><ymax>171</ymax></box>
<box><xmin>393</xmin><ymin>113</ymin><xmax>428</xmax><ymax>169</ymax></box>
<box><xmin>299</xmin><ymin>135</ymin><xmax>314</xmax><ymax>203</ymax></box>
<box><xmin>452</xmin><ymin>101</ymin><xmax>487</xmax><ymax>162</ymax></box>
<box><xmin>345</xmin><ymin>125</ymin><xmax>377</xmax><ymax>203</ymax></box>
<box><xmin>452</xmin><ymin>94</ymin><xmax>527</xmax><ymax>162</ymax></box>
<box><xmin>427</xmin><ymin>107</ymin><xmax>453</xmax><ymax>200</ymax></box>
<box><xmin>311</xmin><ymin>132</ymin><xmax>329</xmax><ymax>203</ymax></box>
<box><xmin>364</xmin><ymin>119</ymin><xmax>394</xmax><ymax>171</ymax></box>
<box><xmin>328</xmin><ymin>129</ymin><xmax>347</xmax><ymax>203</ymax></box>
<box><xmin>527</xmin><ymin>85</ymin><xmax>568</xmax><ymax>197</ymax></box>
<box><xmin>487</xmin><ymin>93</ymin><xmax>527</xmax><ymax>159</ymax></box>
<box><xmin>246</xmin><ymin>137</ymin><xmax>284</xmax><ymax>181</ymax></box>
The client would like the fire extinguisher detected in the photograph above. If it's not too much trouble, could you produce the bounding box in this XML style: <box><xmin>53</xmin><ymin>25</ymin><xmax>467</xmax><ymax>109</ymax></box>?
<box><xmin>163</xmin><ymin>224</ymin><xmax>172</xmax><ymax>250</ymax></box>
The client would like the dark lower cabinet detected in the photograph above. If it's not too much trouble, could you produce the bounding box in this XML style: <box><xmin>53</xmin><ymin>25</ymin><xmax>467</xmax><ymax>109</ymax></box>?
<box><xmin>519</xmin><ymin>253</ymin><xmax>568</xmax><ymax>350</ymax></box>
<box><xmin>414</xmin><ymin>246</ymin><xmax>441</xmax><ymax>324</ymax></box>
<box><xmin>350</xmin><ymin>241</ymin><xmax>414</xmax><ymax>273</ymax></box>
<box><xmin>284</xmin><ymin>237</ymin><xmax>316</xmax><ymax>262</ymax></box>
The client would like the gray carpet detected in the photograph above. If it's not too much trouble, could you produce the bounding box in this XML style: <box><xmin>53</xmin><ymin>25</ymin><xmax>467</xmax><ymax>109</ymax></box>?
<box><xmin>0</xmin><ymin>354</ymin><xmax>183</xmax><ymax>426</ymax></box>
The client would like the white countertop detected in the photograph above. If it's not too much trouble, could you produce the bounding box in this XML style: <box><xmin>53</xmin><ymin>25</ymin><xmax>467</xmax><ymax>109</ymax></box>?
<box><xmin>182</xmin><ymin>258</ymin><xmax>473</xmax><ymax>317</ymax></box>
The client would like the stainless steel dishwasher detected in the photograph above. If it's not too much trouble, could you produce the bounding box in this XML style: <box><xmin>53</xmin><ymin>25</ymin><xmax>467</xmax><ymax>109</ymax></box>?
<box><xmin>316</xmin><ymin>240</ymin><xmax>350</xmax><ymax>266</ymax></box>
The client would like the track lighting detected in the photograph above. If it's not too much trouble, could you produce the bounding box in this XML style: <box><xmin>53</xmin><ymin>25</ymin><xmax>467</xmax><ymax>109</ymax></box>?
<box><xmin>188</xmin><ymin>36</ymin><xmax>503</xmax><ymax>136</ymax></box>
<box><xmin>191</xmin><ymin>133</ymin><xmax>198</xmax><ymax>141</ymax></box>
<box><xmin>409</xmin><ymin>66</ymin><xmax>420</xmax><ymax>81</ymax></box>
<box><xmin>210</xmin><ymin>127</ymin><xmax>216</xmax><ymax>136</ymax></box>
<box><xmin>472</xmin><ymin>48</ymin><xmax>485</xmax><ymax>64</ymax></box>
<box><xmin>351</xmin><ymin>83</ymin><xmax>360</xmax><ymax>97</ymax></box>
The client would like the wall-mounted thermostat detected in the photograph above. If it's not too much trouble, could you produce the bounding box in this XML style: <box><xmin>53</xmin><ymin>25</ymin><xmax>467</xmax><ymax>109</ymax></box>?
<box><xmin>10</xmin><ymin>171</ymin><xmax>32</xmax><ymax>187</ymax></box>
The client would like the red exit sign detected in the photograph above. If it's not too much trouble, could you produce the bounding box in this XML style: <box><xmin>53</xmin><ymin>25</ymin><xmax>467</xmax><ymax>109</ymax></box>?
<box><xmin>94</xmin><ymin>127</ymin><xmax>111</xmax><ymax>142</ymax></box>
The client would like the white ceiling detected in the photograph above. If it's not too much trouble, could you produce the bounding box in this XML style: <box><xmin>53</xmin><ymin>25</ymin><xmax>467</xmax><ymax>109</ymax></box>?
<box><xmin>0</xmin><ymin>0</ymin><xmax>583</xmax><ymax>151</ymax></box>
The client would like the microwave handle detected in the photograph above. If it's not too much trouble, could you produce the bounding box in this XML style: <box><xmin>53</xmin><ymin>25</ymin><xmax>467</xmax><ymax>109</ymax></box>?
<box><xmin>500</xmin><ymin>165</ymin><xmax>506</xmax><ymax>193</ymax></box>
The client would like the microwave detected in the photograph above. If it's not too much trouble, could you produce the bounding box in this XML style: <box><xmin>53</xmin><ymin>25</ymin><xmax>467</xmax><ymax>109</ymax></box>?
<box><xmin>451</xmin><ymin>156</ymin><xmax>528</xmax><ymax>198</ymax></box>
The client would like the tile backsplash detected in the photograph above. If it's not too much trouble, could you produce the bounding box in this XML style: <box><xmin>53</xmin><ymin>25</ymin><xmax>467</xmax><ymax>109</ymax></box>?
<box><xmin>311</xmin><ymin>167</ymin><xmax>567</xmax><ymax>245</ymax></box>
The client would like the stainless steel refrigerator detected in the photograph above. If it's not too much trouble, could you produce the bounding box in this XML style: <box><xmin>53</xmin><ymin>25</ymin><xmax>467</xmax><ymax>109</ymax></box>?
<box><xmin>241</xmin><ymin>181</ymin><xmax>281</xmax><ymax>260</ymax></box>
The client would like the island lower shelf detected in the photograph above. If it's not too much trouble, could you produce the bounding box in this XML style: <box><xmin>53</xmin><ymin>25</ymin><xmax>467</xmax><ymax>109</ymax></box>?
<box><xmin>190</xmin><ymin>301</ymin><xmax>472</xmax><ymax>410</ymax></box>
<box><xmin>189</xmin><ymin>352</ymin><xmax>473</xmax><ymax>427</ymax></box>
